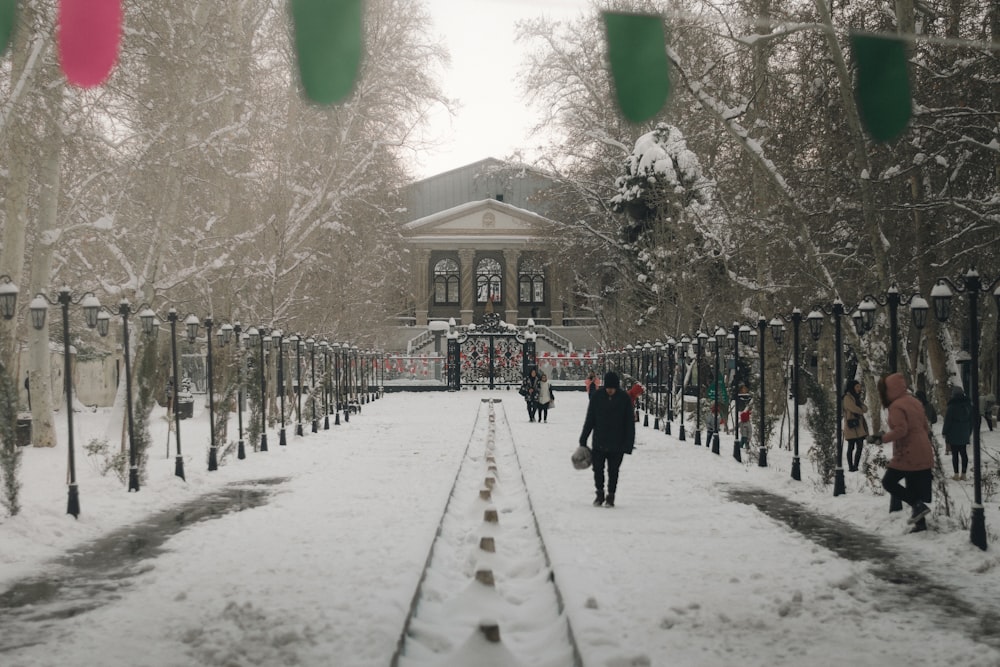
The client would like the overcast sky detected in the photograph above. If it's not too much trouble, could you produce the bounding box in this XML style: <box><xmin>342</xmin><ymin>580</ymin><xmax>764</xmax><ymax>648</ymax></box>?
<box><xmin>413</xmin><ymin>0</ymin><xmax>590</xmax><ymax>178</ymax></box>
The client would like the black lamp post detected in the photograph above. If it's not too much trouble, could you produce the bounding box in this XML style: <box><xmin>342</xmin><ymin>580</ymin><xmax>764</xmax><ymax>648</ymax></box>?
<box><xmin>653</xmin><ymin>340</ymin><xmax>662</xmax><ymax>430</ymax></box>
<box><xmin>678</xmin><ymin>335</ymin><xmax>690</xmax><ymax>441</ymax></box>
<box><xmin>320</xmin><ymin>340</ymin><xmax>331</xmax><ymax>429</ymax></box>
<box><xmin>287</xmin><ymin>334</ymin><xmax>302</xmax><ymax>436</ymax></box>
<box><xmin>248</xmin><ymin>326</ymin><xmax>268</xmax><ymax>452</ymax></box>
<box><xmin>147</xmin><ymin>309</ymin><xmax>188</xmax><ymax>477</ymax></box>
<box><xmin>29</xmin><ymin>288</ymin><xmax>101</xmax><ymax>516</ymax></box>
<box><xmin>320</xmin><ymin>338</ymin><xmax>334</xmax><ymax>431</ymax></box>
<box><xmin>343</xmin><ymin>342</ymin><xmax>352</xmax><ymax>423</ymax></box>
<box><xmin>757</xmin><ymin>317</ymin><xmax>768</xmax><ymax>467</ymax></box>
<box><xmin>930</xmin><ymin>270</ymin><xmax>999</xmax><ymax>551</ymax></box>
<box><xmin>332</xmin><ymin>342</ymin><xmax>342</xmax><ymax>424</ymax></box>
<box><xmin>807</xmin><ymin>301</ymin><xmax>846</xmax><ymax>494</ymax></box>
<box><xmin>641</xmin><ymin>342</ymin><xmax>650</xmax><ymax>427</ymax></box>
<box><xmin>307</xmin><ymin>337</ymin><xmax>318</xmax><ymax>432</ymax></box>
<box><xmin>234</xmin><ymin>323</ymin><xmax>246</xmax><ymax>459</ymax></box>
<box><xmin>664</xmin><ymin>338</ymin><xmax>675</xmax><ymax>436</ymax></box>
<box><xmin>343</xmin><ymin>343</ymin><xmax>352</xmax><ymax>422</ymax></box>
<box><xmin>706</xmin><ymin>332</ymin><xmax>717</xmax><ymax>451</ymax></box>
<box><xmin>274</xmin><ymin>330</ymin><xmax>287</xmax><ymax>446</ymax></box>
<box><xmin>730</xmin><ymin>322</ymin><xmax>756</xmax><ymax>462</ymax></box>
<box><xmin>113</xmin><ymin>300</ymin><xmax>141</xmax><ymax>492</ymax></box>
<box><xmin>711</xmin><ymin>326</ymin><xmax>726</xmax><ymax>454</ymax></box>
<box><xmin>197</xmin><ymin>315</ymin><xmax>220</xmax><ymax>471</ymax></box>
<box><xmin>773</xmin><ymin>310</ymin><xmax>802</xmax><ymax>480</ymax></box>
<box><xmin>355</xmin><ymin>344</ymin><xmax>361</xmax><ymax>413</ymax></box>
<box><xmin>694</xmin><ymin>331</ymin><xmax>707</xmax><ymax>446</ymax></box>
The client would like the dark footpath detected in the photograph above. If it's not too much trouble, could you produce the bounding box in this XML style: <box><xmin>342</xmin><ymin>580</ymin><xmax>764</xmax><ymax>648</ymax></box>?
<box><xmin>728</xmin><ymin>486</ymin><xmax>1000</xmax><ymax>650</ymax></box>
<box><xmin>0</xmin><ymin>477</ymin><xmax>286</xmax><ymax>653</ymax></box>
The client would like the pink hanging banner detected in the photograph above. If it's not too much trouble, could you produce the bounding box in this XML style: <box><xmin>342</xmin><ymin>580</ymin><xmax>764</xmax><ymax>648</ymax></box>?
<box><xmin>58</xmin><ymin>0</ymin><xmax>122</xmax><ymax>87</ymax></box>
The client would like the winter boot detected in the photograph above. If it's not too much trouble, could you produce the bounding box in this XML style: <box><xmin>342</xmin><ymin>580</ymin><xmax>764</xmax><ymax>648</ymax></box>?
<box><xmin>953</xmin><ymin>473</ymin><xmax>961</xmax><ymax>481</ymax></box>
<box><xmin>960</xmin><ymin>473</ymin><xmax>967</xmax><ymax>481</ymax></box>
<box><xmin>908</xmin><ymin>502</ymin><xmax>931</xmax><ymax>524</ymax></box>
<box><xmin>593</xmin><ymin>491</ymin><xmax>605</xmax><ymax>507</ymax></box>
<box><xmin>604</xmin><ymin>494</ymin><xmax>615</xmax><ymax>508</ymax></box>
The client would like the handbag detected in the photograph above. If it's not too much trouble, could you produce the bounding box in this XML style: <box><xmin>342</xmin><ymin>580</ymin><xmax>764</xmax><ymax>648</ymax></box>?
<box><xmin>571</xmin><ymin>445</ymin><xmax>591</xmax><ymax>470</ymax></box>
<box><xmin>847</xmin><ymin>417</ymin><xmax>859</xmax><ymax>429</ymax></box>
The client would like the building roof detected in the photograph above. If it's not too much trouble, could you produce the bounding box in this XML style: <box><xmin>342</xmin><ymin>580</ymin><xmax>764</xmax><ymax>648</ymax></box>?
<box><xmin>402</xmin><ymin>158</ymin><xmax>555</xmax><ymax>222</ymax></box>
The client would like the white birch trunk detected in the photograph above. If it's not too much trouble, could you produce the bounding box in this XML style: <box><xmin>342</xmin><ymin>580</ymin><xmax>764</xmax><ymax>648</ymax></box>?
<box><xmin>26</xmin><ymin>81</ymin><xmax>64</xmax><ymax>447</ymax></box>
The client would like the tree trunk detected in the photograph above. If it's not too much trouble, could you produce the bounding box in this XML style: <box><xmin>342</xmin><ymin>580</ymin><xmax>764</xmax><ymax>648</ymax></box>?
<box><xmin>0</xmin><ymin>11</ymin><xmax>45</xmax><ymax>363</ymax></box>
<box><xmin>26</xmin><ymin>79</ymin><xmax>64</xmax><ymax>448</ymax></box>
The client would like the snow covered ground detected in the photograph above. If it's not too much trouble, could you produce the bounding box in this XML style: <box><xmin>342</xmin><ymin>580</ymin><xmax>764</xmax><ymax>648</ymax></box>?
<box><xmin>1</xmin><ymin>389</ymin><xmax>999</xmax><ymax>666</ymax></box>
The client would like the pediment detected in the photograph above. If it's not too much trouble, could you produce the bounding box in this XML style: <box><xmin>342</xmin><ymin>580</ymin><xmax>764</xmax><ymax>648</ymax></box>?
<box><xmin>402</xmin><ymin>199</ymin><xmax>554</xmax><ymax>238</ymax></box>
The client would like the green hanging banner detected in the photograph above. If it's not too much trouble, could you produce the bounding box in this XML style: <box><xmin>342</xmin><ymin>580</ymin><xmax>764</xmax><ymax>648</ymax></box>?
<box><xmin>291</xmin><ymin>0</ymin><xmax>362</xmax><ymax>105</ymax></box>
<box><xmin>603</xmin><ymin>12</ymin><xmax>671</xmax><ymax>123</ymax></box>
<box><xmin>0</xmin><ymin>0</ymin><xmax>16</xmax><ymax>56</ymax></box>
<box><xmin>850</xmin><ymin>33</ymin><xmax>912</xmax><ymax>142</ymax></box>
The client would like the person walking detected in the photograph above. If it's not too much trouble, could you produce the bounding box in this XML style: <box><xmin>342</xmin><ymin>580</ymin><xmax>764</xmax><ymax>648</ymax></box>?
<box><xmin>537</xmin><ymin>372</ymin><xmax>554</xmax><ymax>423</ymax></box>
<box><xmin>980</xmin><ymin>393</ymin><xmax>996</xmax><ymax>432</ymax></box>
<box><xmin>872</xmin><ymin>373</ymin><xmax>935</xmax><ymax>532</ymax></box>
<box><xmin>585</xmin><ymin>371</ymin><xmax>599</xmax><ymax>397</ymax></box>
<box><xmin>942</xmin><ymin>386</ymin><xmax>973</xmax><ymax>481</ymax></box>
<box><xmin>705</xmin><ymin>404</ymin><xmax>720</xmax><ymax>448</ymax></box>
<box><xmin>842</xmin><ymin>379</ymin><xmax>869</xmax><ymax>472</ymax></box>
<box><xmin>578</xmin><ymin>371</ymin><xmax>635</xmax><ymax>508</ymax></box>
<box><xmin>738</xmin><ymin>403</ymin><xmax>752</xmax><ymax>449</ymax></box>
<box><xmin>520</xmin><ymin>367</ymin><xmax>541</xmax><ymax>422</ymax></box>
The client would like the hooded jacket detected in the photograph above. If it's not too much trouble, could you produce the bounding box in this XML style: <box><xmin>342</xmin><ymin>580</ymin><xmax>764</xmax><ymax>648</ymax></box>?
<box><xmin>880</xmin><ymin>373</ymin><xmax>934</xmax><ymax>471</ymax></box>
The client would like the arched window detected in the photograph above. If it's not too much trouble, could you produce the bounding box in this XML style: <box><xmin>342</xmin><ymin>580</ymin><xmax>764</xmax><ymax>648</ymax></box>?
<box><xmin>433</xmin><ymin>258</ymin><xmax>459</xmax><ymax>304</ymax></box>
<box><xmin>518</xmin><ymin>257</ymin><xmax>545</xmax><ymax>304</ymax></box>
<box><xmin>476</xmin><ymin>257</ymin><xmax>503</xmax><ymax>303</ymax></box>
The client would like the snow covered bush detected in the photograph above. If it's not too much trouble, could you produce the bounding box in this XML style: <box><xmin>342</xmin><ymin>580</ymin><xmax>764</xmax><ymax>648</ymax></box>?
<box><xmin>803</xmin><ymin>371</ymin><xmax>836</xmax><ymax>485</ymax></box>
<box><xmin>83</xmin><ymin>438</ymin><xmax>128</xmax><ymax>485</ymax></box>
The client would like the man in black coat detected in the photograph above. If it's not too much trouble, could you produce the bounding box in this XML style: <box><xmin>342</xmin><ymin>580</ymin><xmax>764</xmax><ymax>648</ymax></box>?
<box><xmin>579</xmin><ymin>371</ymin><xmax>635</xmax><ymax>507</ymax></box>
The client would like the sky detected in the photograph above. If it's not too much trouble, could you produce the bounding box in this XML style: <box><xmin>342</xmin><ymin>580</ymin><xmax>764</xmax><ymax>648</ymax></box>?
<box><xmin>2</xmin><ymin>386</ymin><xmax>1000</xmax><ymax>666</ymax></box>
<box><xmin>413</xmin><ymin>0</ymin><xmax>592</xmax><ymax>178</ymax></box>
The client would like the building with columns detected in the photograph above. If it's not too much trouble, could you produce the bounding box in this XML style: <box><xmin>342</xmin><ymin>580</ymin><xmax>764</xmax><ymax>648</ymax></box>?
<box><xmin>402</xmin><ymin>159</ymin><xmax>561</xmax><ymax>328</ymax></box>
<box><xmin>395</xmin><ymin>158</ymin><xmax>600</xmax><ymax>352</ymax></box>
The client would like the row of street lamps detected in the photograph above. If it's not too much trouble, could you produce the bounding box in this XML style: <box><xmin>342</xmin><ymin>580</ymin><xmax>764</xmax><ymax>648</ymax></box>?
<box><xmin>0</xmin><ymin>279</ymin><xmax>385</xmax><ymax>519</ymax></box>
<box><xmin>601</xmin><ymin>269</ymin><xmax>999</xmax><ymax>551</ymax></box>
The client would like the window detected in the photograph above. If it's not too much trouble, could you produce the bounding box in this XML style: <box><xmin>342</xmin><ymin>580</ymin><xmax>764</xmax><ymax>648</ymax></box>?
<box><xmin>518</xmin><ymin>257</ymin><xmax>545</xmax><ymax>304</ymax></box>
<box><xmin>433</xmin><ymin>258</ymin><xmax>459</xmax><ymax>304</ymax></box>
<box><xmin>476</xmin><ymin>258</ymin><xmax>503</xmax><ymax>303</ymax></box>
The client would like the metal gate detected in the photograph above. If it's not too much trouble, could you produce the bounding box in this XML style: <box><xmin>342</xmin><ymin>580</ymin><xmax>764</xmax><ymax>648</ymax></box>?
<box><xmin>448</xmin><ymin>312</ymin><xmax>535</xmax><ymax>390</ymax></box>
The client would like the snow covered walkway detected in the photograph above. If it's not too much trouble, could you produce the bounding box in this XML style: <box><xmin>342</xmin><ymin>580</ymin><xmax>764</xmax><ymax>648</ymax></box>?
<box><xmin>1</xmin><ymin>391</ymin><xmax>999</xmax><ymax>666</ymax></box>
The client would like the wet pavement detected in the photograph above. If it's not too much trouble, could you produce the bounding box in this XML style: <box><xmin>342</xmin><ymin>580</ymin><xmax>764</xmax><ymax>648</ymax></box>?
<box><xmin>728</xmin><ymin>486</ymin><xmax>1000</xmax><ymax>649</ymax></box>
<box><xmin>0</xmin><ymin>477</ymin><xmax>286</xmax><ymax>653</ymax></box>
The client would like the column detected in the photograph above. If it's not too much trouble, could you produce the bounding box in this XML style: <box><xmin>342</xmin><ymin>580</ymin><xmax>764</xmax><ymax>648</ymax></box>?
<box><xmin>458</xmin><ymin>248</ymin><xmax>475</xmax><ymax>326</ymax></box>
<box><xmin>414</xmin><ymin>249</ymin><xmax>430</xmax><ymax>326</ymax></box>
<box><xmin>503</xmin><ymin>249</ymin><xmax>520</xmax><ymax>325</ymax></box>
<box><xmin>548</xmin><ymin>262</ymin><xmax>564</xmax><ymax>326</ymax></box>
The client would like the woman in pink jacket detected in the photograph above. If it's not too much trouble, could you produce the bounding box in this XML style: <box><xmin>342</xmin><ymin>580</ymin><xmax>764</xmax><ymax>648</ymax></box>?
<box><xmin>874</xmin><ymin>373</ymin><xmax>935</xmax><ymax>531</ymax></box>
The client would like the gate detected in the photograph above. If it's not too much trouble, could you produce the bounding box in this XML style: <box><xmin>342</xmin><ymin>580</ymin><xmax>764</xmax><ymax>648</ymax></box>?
<box><xmin>448</xmin><ymin>312</ymin><xmax>535</xmax><ymax>390</ymax></box>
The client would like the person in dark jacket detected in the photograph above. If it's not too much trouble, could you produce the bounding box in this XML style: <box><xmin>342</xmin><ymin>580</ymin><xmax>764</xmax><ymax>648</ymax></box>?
<box><xmin>942</xmin><ymin>386</ymin><xmax>973</xmax><ymax>481</ymax></box>
<box><xmin>520</xmin><ymin>367</ymin><xmax>541</xmax><ymax>422</ymax></box>
<box><xmin>579</xmin><ymin>371</ymin><xmax>635</xmax><ymax>508</ymax></box>
<box><xmin>842</xmin><ymin>379</ymin><xmax>869</xmax><ymax>472</ymax></box>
